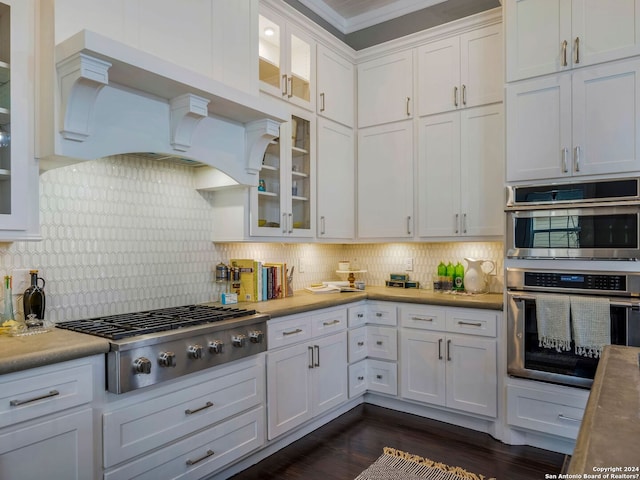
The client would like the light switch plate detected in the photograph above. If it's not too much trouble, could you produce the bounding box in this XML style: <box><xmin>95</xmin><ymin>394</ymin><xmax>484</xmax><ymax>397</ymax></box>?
<box><xmin>404</xmin><ymin>258</ymin><xmax>413</xmax><ymax>272</ymax></box>
<box><xmin>11</xmin><ymin>269</ymin><xmax>31</xmax><ymax>294</ymax></box>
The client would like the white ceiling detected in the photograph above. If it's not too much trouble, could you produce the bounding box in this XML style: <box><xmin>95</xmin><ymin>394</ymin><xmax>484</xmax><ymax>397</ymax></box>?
<box><xmin>297</xmin><ymin>0</ymin><xmax>449</xmax><ymax>34</ymax></box>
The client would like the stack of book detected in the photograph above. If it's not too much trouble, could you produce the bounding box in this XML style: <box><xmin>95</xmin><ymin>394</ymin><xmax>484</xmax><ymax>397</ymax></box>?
<box><xmin>229</xmin><ymin>259</ymin><xmax>289</xmax><ymax>302</ymax></box>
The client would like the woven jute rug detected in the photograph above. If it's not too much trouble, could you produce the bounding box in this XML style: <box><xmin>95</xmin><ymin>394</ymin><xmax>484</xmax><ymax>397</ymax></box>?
<box><xmin>354</xmin><ymin>447</ymin><xmax>496</xmax><ymax>480</ymax></box>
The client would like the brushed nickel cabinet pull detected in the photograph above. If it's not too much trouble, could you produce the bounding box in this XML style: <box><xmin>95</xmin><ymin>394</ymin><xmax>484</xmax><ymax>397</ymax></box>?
<box><xmin>320</xmin><ymin>216</ymin><xmax>326</xmax><ymax>235</ymax></box>
<box><xmin>447</xmin><ymin>339</ymin><xmax>452</xmax><ymax>361</ymax></box>
<box><xmin>454</xmin><ymin>86</ymin><xmax>458</xmax><ymax>107</ymax></box>
<box><xmin>411</xmin><ymin>316</ymin><xmax>433</xmax><ymax>322</ymax></box>
<box><xmin>562</xmin><ymin>40</ymin><xmax>568</xmax><ymax>66</ymax></box>
<box><xmin>438</xmin><ymin>338</ymin><xmax>443</xmax><ymax>360</ymax></box>
<box><xmin>375</xmin><ymin>312</ymin><xmax>383</xmax><ymax>317</ymax></box>
<box><xmin>463</xmin><ymin>213</ymin><xmax>467</xmax><ymax>234</ymax></box>
<box><xmin>282</xmin><ymin>213</ymin><xmax>287</xmax><ymax>233</ymax></box>
<box><xmin>283</xmin><ymin>328</ymin><xmax>302</xmax><ymax>336</ymax></box>
<box><xmin>574</xmin><ymin>37</ymin><xmax>580</xmax><ymax>64</ymax></box>
<box><xmin>376</xmin><ymin>340</ymin><xmax>383</xmax><ymax>345</ymax></box>
<box><xmin>287</xmin><ymin>76</ymin><xmax>293</xmax><ymax>98</ymax></box>
<box><xmin>186</xmin><ymin>449</ymin><xmax>214</xmax><ymax>466</ymax></box>
<box><xmin>282</xmin><ymin>74</ymin><xmax>288</xmax><ymax>96</ymax></box>
<box><xmin>10</xmin><ymin>389</ymin><xmax>60</xmax><ymax>406</ymax></box>
<box><xmin>358</xmin><ymin>376</ymin><xmax>364</xmax><ymax>381</ymax></box>
<box><xmin>376</xmin><ymin>374</ymin><xmax>383</xmax><ymax>380</ymax></box>
<box><xmin>458</xmin><ymin>321</ymin><xmax>482</xmax><ymax>327</ymax></box>
<box><xmin>462</xmin><ymin>84</ymin><xmax>467</xmax><ymax>105</ymax></box>
<box><xmin>320</xmin><ymin>92</ymin><xmax>326</xmax><ymax>112</ymax></box>
<box><xmin>185</xmin><ymin>401</ymin><xmax>214</xmax><ymax>415</ymax></box>
<box><xmin>357</xmin><ymin>313</ymin><xmax>364</xmax><ymax>318</ymax></box>
<box><xmin>323</xmin><ymin>319</ymin><xmax>340</xmax><ymax>326</ymax></box>
<box><xmin>406</xmin><ymin>97</ymin><xmax>411</xmax><ymax>116</ymax></box>
<box><xmin>455</xmin><ymin>213</ymin><xmax>459</xmax><ymax>234</ymax></box>
<box><xmin>574</xmin><ymin>146</ymin><xmax>581</xmax><ymax>172</ymax></box>
<box><xmin>289</xmin><ymin>213</ymin><xmax>293</xmax><ymax>233</ymax></box>
<box><xmin>314</xmin><ymin>345</ymin><xmax>320</xmax><ymax>367</ymax></box>
<box><xmin>407</xmin><ymin>215</ymin><xmax>412</xmax><ymax>235</ymax></box>
<box><xmin>562</xmin><ymin>147</ymin><xmax>569</xmax><ymax>173</ymax></box>
<box><xmin>558</xmin><ymin>413</ymin><xmax>581</xmax><ymax>422</ymax></box>
<box><xmin>357</xmin><ymin>341</ymin><xmax>364</xmax><ymax>346</ymax></box>
<box><xmin>308</xmin><ymin>345</ymin><xmax>314</xmax><ymax>368</ymax></box>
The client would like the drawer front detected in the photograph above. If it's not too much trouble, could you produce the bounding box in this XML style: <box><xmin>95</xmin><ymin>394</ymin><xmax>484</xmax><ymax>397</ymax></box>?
<box><xmin>104</xmin><ymin>407</ymin><xmax>265</xmax><ymax>480</ymax></box>
<box><xmin>348</xmin><ymin>361</ymin><xmax>367</xmax><ymax>398</ymax></box>
<box><xmin>348</xmin><ymin>305</ymin><xmax>367</xmax><ymax>328</ymax></box>
<box><xmin>507</xmin><ymin>384</ymin><xmax>588</xmax><ymax>439</ymax></box>
<box><xmin>0</xmin><ymin>358</ymin><xmax>95</xmax><ymax>426</ymax></box>
<box><xmin>367</xmin><ymin>302</ymin><xmax>397</xmax><ymax>326</ymax></box>
<box><xmin>399</xmin><ymin>304</ymin><xmax>447</xmax><ymax>331</ymax></box>
<box><xmin>268</xmin><ymin>314</ymin><xmax>311</xmax><ymax>349</ymax></box>
<box><xmin>446</xmin><ymin>308</ymin><xmax>498</xmax><ymax>337</ymax></box>
<box><xmin>348</xmin><ymin>327</ymin><xmax>367</xmax><ymax>363</ymax></box>
<box><xmin>103</xmin><ymin>358</ymin><xmax>264</xmax><ymax>467</ymax></box>
<box><xmin>311</xmin><ymin>308</ymin><xmax>347</xmax><ymax>337</ymax></box>
<box><xmin>366</xmin><ymin>326</ymin><xmax>397</xmax><ymax>361</ymax></box>
<box><xmin>367</xmin><ymin>359</ymin><xmax>397</xmax><ymax>396</ymax></box>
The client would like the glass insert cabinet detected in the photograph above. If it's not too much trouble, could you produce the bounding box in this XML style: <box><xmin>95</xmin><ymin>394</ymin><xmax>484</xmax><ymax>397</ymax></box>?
<box><xmin>251</xmin><ymin>113</ymin><xmax>314</xmax><ymax>238</ymax></box>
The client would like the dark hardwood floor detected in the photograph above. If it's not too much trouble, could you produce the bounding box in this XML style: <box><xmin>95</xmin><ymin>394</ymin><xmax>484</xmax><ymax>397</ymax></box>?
<box><xmin>231</xmin><ymin>404</ymin><xmax>565</xmax><ymax>480</ymax></box>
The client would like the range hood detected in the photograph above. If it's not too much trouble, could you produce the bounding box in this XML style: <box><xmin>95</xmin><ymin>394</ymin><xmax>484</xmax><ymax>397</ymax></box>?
<box><xmin>37</xmin><ymin>30</ymin><xmax>289</xmax><ymax>188</ymax></box>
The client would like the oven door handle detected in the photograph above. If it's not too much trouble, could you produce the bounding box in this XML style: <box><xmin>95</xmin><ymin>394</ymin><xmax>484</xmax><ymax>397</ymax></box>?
<box><xmin>509</xmin><ymin>293</ymin><xmax>638</xmax><ymax>308</ymax></box>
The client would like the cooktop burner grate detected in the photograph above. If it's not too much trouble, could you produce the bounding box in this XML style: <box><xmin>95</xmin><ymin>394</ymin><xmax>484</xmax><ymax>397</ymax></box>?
<box><xmin>55</xmin><ymin>305</ymin><xmax>258</xmax><ymax>340</ymax></box>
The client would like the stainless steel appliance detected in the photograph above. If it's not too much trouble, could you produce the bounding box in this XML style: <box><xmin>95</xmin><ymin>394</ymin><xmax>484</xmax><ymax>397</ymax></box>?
<box><xmin>506</xmin><ymin>267</ymin><xmax>640</xmax><ymax>388</ymax></box>
<box><xmin>505</xmin><ymin>178</ymin><xmax>640</xmax><ymax>260</ymax></box>
<box><xmin>56</xmin><ymin>305</ymin><xmax>268</xmax><ymax>393</ymax></box>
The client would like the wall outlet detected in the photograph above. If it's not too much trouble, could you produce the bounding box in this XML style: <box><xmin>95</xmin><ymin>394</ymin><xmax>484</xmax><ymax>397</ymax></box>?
<box><xmin>404</xmin><ymin>258</ymin><xmax>413</xmax><ymax>272</ymax></box>
<box><xmin>298</xmin><ymin>258</ymin><xmax>306</xmax><ymax>273</ymax></box>
<box><xmin>11</xmin><ymin>269</ymin><xmax>32</xmax><ymax>294</ymax></box>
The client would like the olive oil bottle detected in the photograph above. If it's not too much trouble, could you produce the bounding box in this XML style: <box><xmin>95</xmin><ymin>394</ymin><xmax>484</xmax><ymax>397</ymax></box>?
<box><xmin>23</xmin><ymin>270</ymin><xmax>46</xmax><ymax>321</ymax></box>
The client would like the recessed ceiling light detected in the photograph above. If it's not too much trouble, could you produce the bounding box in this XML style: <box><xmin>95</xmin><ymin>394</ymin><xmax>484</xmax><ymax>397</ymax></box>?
<box><xmin>264</xmin><ymin>27</ymin><xmax>275</xmax><ymax>36</ymax></box>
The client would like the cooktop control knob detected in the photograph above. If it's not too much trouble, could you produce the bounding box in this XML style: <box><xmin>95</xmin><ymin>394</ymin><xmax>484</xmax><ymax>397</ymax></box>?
<box><xmin>133</xmin><ymin>357</ymin><xmax>152</xmax><ymax>374</ymax></box>
<box><xmin>158</xmin><ymin>351</ymin><xmax>176</xmax><ymax>368</ymax></box>
<box><xmin>209</xmin><ymin>340</ymin><xmax>224</xmax><ymax>354</ymax></box>
<box><xmin>232</xmin><ymin>334</ymin><xmax>247</xmax><ymax>348</ymax></box>
<box><xmin>248</xmin><ymin>330</ymin><xmax>264</xmax><ymax>344</ymax></box>
<box><xmin>187</xmin><ymin>344</ymin><xmax>203</xmax><ymax>359</ymax></box>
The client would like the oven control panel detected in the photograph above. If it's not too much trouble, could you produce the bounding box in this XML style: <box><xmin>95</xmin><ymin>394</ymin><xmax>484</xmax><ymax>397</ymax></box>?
<box><xmin>524</xmin><ymin>272</ymin><xmax>626</xmax><ymax>291</ymax></box>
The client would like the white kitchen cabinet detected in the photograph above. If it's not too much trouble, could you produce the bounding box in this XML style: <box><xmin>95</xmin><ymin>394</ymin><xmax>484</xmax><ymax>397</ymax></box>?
<box><xmin>317</xmin><ymin>44</ymin><xmax>355</xmax><ymax>127</ymax></box>
<box><xmin>317</xmin><ymin>118</ymin><xmax>354</xmax><ymax>240</ymax></box>
<box><xmin>357</xmin><ymin>120</ymin><xmax>414</xmax><ymax>239</ymax></box>
<box><xmin>418</xmin><ymin>104</ymin><xmax>504</xmax><ymax>238</ymax></box>
<box><xmin>259</xmin><ymin>8</ymin><xmax>315</xmax><ymax>111</ymax></box>
<box><xmin>506</xmin><ymin>0</ymin><xmax>640</xmax><ymax>82</ymax></box>
<box><xmin>399</xmin><ymin>305</ymin><xmax>498</xmax><ymax>417</ymax></box>
<box><xmin>266</xmin><ymin>308</ymin><xmax>348</xmax><ymax>440</ymax></box>
<box><xmin>357</xmin><ymin>50</ymin><xmax>413</xmax><ymax>128</ymax></box>
<box><xmin>0</xmin><ymin>356</ymin><xmax>100</xmax><ymax>479</ymax></box>
<box><xmin>348</xmin><ymin>325</ymin><xmax>397</xmax><ymax>363</ymax></box>
<box><xmin>507</xmin><ymin>59</ymin><xmax>640</xmax><ymax>182</ymax></box>
<box><xmin>0</xmin><ymin>0</ymin><xmax>39</xmax><ymax>240</ymax></box>
<box><xmin>418</xmin><ymin>24</ymin><xmax>502</xmax><ymax>116</ymax></box>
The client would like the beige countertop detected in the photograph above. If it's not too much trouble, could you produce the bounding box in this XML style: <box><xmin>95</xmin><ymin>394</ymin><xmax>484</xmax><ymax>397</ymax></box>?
<box><xmin>568</xmin><ymin>345</ymin><xmax>640</xmax><ymax>474</ymax></box>
<box><xmin>0</xmin><ymin>286</ymin><xmax>503</xmax><ymax>376</ymax></box>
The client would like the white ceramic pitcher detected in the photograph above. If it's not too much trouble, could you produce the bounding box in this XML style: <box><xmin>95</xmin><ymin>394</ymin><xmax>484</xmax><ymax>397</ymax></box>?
<box><xmin>464</xmin><ymin>258</ymin><xmax>496</xmax><ymax>293</ymax></box>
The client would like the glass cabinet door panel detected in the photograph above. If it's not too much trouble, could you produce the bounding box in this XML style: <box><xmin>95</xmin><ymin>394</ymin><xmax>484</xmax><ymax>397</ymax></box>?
<box><xmin>291</xmin><ymin>115</ymin><xmax>310</xmax><ymax>231</ymax></box>
<box><xmin>290</xmin><ymin>34</ymin><xmax>311</xmax><ymax>103</ymax></box>
<box><xmin>0</xmin><ymin>2</ymin><xmax>10</xmax><ymax>216</ymax></box>
<box><xmin>258</xmin><ymin>14</ymin><xmax>281</xmax><ymax>92</ymax></box>
<box><xmin>258</xmin><ymin>133</ymin><xmax>282</xmax><ymax>232</ymax></box>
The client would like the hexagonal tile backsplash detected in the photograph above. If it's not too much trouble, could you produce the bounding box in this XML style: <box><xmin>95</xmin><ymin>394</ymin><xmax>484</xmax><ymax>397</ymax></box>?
<box><xmin>0</xmin><ymin>155</ymin><xmax>504</xmax><ymax>323</ymax></box>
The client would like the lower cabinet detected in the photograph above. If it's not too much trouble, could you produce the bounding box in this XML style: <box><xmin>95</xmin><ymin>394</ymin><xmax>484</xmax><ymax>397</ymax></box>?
<box><xmin>266</xmin><ymin>308</ymin><xmax>348</xmax><ymax>440</ymax></box>
<box><xmin>348</xmin><ymin>358</ymin><xmax>398</xmax><ymax>397</ymax></box>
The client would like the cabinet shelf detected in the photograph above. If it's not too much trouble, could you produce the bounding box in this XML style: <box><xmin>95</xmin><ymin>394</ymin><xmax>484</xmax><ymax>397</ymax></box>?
<box><xmin>292</xmin><ymin>195</ymin><xmax>308</xmax><ymax>201</ymax></box>
<box><xmin>291</xmin><ymin>146</ymin><xmax>309</xmax><ymax>155</ymax></box>
<box><xmin>292</xmin><ymin>171</ymin><xmax>308</xmax><ymax>178</ymax></box>
<box><xmin>258</xmin><ymin>190</ymin><xmax>278</xmax><ymax>197</ymax></box>
<box><xmin>0</xmin><ymin>169</ymin><xmax>10</xmax><ymax>180</ymax></box>
<box><xmin>0</xmin><ymin>62</ymin><xmax>9</xmax><ymax>84</ymax></box>
<box><xmin>0</xmin><ymin>107</ymin><xmax>9</xmax><ymax>124</ymax></box>
<box><xmin>261</xmin><ymin>164</ymin><xmax>279</xmax><ymax>172</ymax></box>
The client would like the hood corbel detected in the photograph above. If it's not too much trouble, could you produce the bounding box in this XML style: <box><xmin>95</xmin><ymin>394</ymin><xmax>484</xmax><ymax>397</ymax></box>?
<box><xmin>170</xmin><ymin>94</ymin><xmax>210</xmax><ymax>152</ymax></box>
<box><xmin>246</xmin><ymin>118</ymin><xmax>281</xmax><ymax>175</ymax></box>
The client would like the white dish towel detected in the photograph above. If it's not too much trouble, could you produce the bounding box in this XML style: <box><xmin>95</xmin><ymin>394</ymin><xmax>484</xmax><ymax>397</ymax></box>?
<box><xmin>570</xmin><ymin>296</ymin><xmax>611</xmax><ymax>358</ymax></box>
<box><xmin>535</xmin><ymin>294</ymin><xmax>571</xmax><ymax>352</ymax></box>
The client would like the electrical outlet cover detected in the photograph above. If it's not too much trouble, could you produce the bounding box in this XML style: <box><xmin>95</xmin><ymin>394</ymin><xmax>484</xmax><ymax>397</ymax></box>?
<box><xmin>11</xmin><ymin>269</ymin><xmax>31</xmax><ymax>294</ymax></box>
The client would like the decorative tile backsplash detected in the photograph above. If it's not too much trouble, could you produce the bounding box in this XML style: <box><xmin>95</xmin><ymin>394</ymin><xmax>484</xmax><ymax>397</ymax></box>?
<box><xmin>0</xmin><ymin>155</ymin><xmax>504</xmax><ymax>323</ymax></box>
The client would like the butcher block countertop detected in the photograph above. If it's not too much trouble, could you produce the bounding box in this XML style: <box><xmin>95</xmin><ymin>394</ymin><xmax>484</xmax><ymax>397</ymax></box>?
<box><xmin>568</xmin><ymin>345</ymin><xmax>640</xmax><ymax>475</ymax></box>
<box><xmin>0</xmin><ymin>287</ymin><xmax>503</xmax><ymax>375</ymax></box>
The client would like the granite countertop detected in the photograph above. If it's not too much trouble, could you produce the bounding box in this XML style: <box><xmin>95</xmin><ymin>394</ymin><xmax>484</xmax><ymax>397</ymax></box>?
<box><xmin>568</xmin><ymin>345</ymin><xmax>640</xmax><ymax>474</ymax></box>
<box><xmin>0</xmin><ymin>286</ymin><xmax>503</xmax><ymax>376</ymax></box>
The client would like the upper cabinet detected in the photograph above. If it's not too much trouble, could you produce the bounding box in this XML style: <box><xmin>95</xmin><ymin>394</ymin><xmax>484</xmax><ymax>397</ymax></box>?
<box><xmin>506</xmin><ymin>0</ymin><xmax>640</xmax><ymax>82</ymax></box>
<box><xmin>0</xmin><ymin>0</ymin><xmax>39</xmax><ymax>241</ymax></box>
<box><xmin>357</xmin><ymin>51</ymin><xmax>413</xmax><ymax>128</ymax></box>
<box><xmin>317</xmin><ymin>45</ymin><xmax>355</xmax><ymax>128</ymax></box>
<box><xmin>259</xmin><ymin>10</ymin><xmax>315</xmax><ymax>111</ymax></box>
<box><xmin>418</xmin><ymin>24</ymin><xmax>503</xmax><ymax>116</ymax></box>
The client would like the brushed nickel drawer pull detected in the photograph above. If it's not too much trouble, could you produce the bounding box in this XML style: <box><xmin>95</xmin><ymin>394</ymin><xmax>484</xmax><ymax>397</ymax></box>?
<box><xmin>320</xmin><ymin>92</ymin><xmax>326</xmax><ymax>112</ymax></box>
<box><xmin>314</xmin><ymin>345</ymin><xmax>320</xmax><ymax>367</ymax></box>
<box><xmin>376</xmin><ymin>340</ymin><xmax>383</xmax><ymax>345</ymax></box>
<box><xmin>561</xmin><ymin>40</ymin><xmax>568</xmax><ymax>66</ymax></box>
<box><xmin>281</xmin><ymin>74</ymin><xmax>288</xmax><ymax>96</ymax></box>
<box><xmin>357</xmin><ymin>313</ymin><xmax>364</xmax><ymax>318</ymax></box>
<box><xmin>412</xmin><ymin>316</ymin><xmax>433</xmax><ymax>322</ymax></box>
<box><xmin>558</xmin><ymin>414</ymin><xmax>581</xmax><ymax>422</ymax></box>
<box><xmin>185</xmin><ymin>401</ymin><xmax>214</xmax><ymax>415</ymax></box>
<box><xmin>438</xmin><ymin>338</ymin><xmax>443</xmax><ymax>360</ymax></box>
<box><xmin>10</xmin><ymin>390</ymin><xmax>60</xmax><ymax>406</ymax></box>
<box><xmin>458</xmin><ymin>321</ymin><xmax>482</xmax><ymax>327</ymax></box>
<box><xmin>375</xmin><ymin>312</ymin><xmax>383</xmax><ymax>317</ymax></box>
<box><xmin>323</xmin><ymin>319</ymin><xmax>340</xmax><ymax>326</ymax></box>
<box><xmin>283</xmin><ymin>328</ymin><xmax>303</xmax><ymax>336</ymax></box>
<box><xmin>574</xmin><ymin>37</ymin><xmax>580</xmax><ymax>64</ymax></box>
<box><xmin>376</xmin><ymin>375</ymin><xmax>383</xmax><ymax>380</ymax></box>
<box><xmin>406</xmin><ymin>97</ymin><xmax>410</xmax><ymax>116</ymax></box>
<box><xmin>447</xmin><ymin>339</ymin><xmax>452</xmax><ymax>361</ymax></box>
<box><xmin>357</xmin><ymin>341</ymin><xmax>365</xmax><ymax>346</ymax></box>
<box><xmin>454</xmin><ymin>86</ymin><xmax>458</xmax><ymax>107</ymax></box>
<box><xmin>186</xmin><ymin>449</ymin><xmax>214</xmax><ymax>466</ymax></box>
<box><xmin>358</xmin><ymin>376</ymin><xmax>364</xmax><ymax>381</ymax></box>
<box><xmin>462</xmin><ymin>84</ymin><xmax>467</xmax><ymax>105</ymax></box>
<box><xmin>308</xmin><ymin>346</ymin><xmax>314</xmax><ymax>368</ymax></box>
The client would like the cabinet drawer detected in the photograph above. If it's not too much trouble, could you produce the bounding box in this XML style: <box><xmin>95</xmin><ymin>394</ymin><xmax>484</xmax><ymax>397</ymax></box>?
<box><xmin>348</xmin><ymin>327</ymin><xmax>367</xmax><ymax>363</ymax></box>
<box><xmin>367</xmin><ymin>302</ymin><xmax>397</xmax><ymax>326</ymax></box>
<box><xmin>104</xmin><ymin>407</ymin><xmax>264</xmax><ymax>480</ymax></box>
<box><xmin>0</xmin><ymin>358</ymin><xmax>95</xmax><ymax>426</ymax></box>
<box><xmin>399</xmin><ymin>304</ymin><xmax>447</xmax><ymax>331</ymax></box>
<box><xmin>348</xmin><ymin>305</ymin><xmax>367</xmax><ymax>328</ymax></box>
<box><xmin>366</xmin><ymin>326</ymin><xmax>397</xmax><ymax>361</ymax></box>
<box><xmin>103</xmin><ymin>357</ymin><xmax>264</xmax><ymax>468</ymax></box>
<box><xmin>311</xmin><ymin>308</ymin><xmax>347</xmax><ymax>337</ymax></box>
<box><xmin>446</xmin><ymin>308</ymin><xmax>498</xmax><ymax>337</ymax></box>
<box><xmin>268</xmin><ymin>314</ymin><xmax>311</xmax><ymax>349</ymax></box>
<box><xmin>507</xmin><ymin>383</ymin><xmax>588</xmax><ymax>439</ymax></box>
<box><xmin>348</xmin><ymin>361</ymin><xmax>367</xmax><ymax>398</ymax></box>
<box><xmin>367</xmin><ymin>359</ymin><xmax>397</xmax><ymax>396</ymax></box>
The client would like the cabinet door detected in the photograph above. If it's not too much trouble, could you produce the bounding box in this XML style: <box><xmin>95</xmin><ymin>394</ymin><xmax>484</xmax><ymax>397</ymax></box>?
<box><xmin>446</xmin><ymin>336</ymin><xmax>497</xmax><ymax>417</ymax></box>
<box><xmin>366</xmin><ymin>326</ymin><xmax>398</xmax><ymax>361</ymax></box>
<box><xmin>287</xmin><ymin>23</ymin><xmax>316</xmax><ymax>111</ymax></box>
<box><xmin>460</xmin><ymin>104</ymin><xmax>504</xmax><ymax>237</ymax></box>
<box><xmin>290</xmin><ymin>113</ymin><xmax>314</xmax><ymax>236</ymax></box>
<box><xmin>399</xmin><ymin>329</ymin><xmax>446</xmax><ymax>406</ymax></box>
<box><xmin>417</xmin><ymin>36</ymin><xmax>460</xmax><ymax>116</ymax></box>
<box><xmin>358</xmin><ymin>50</ymin><xmax>413</xmax><ymax>128</ymax></box>
<box><xmin>348</xmin><ymin>326</ymin><xmax>368</xmax><ymax>363</ymax></box>
<box><xmin>0</xmin><ymin>408</ymin><xmax>93</xmax><ymax>480</ymax></box>
<box><xmin>357</xmin><ymin>121</ymin><xmax>413</xmax><ymax>238</ymax></box>
<box><xmin>460</xmin><ymin>23</ymin><xmax>503</xmax><ymax>109</ymax></box>
<box><xmin>317</xmin><ymin>45</ymin><xmax>354</xmax><ymax>127</ymax></box>
<box><xmin>572</xmin><ymin>0</ymin><xmax>640</xmax><ymax>68</ymax></box>
<box><xmin>312</xmin><ymin>332</ymin><xmax>348</xmax><ymax>416</ymax></box>
<box><xmin>266</xmin><ymin>343</ymin><xmax>313</xmax><ymax>439</ymax></box>
<box><xmin>505</xmin><ymin>0</ymin><xmax>572</xmax><ymax>81</ymax></box>
<box><xmin>259</xmin><ymin>11</ymin><xmax>284</xmax><ymax>97</ymax></box>
<box><xmin>417</xmin><ymin>112</ymin><xmax>461</xmax><ymax>237</ymax></box>
<box><xmin>571</xmin><ymin>59</ymin><xmax>640</xmax><ymax>176</ymax></box>
<box><xmin>317</xmin><ymin>118</ymin><xmax>354</xmax><ymax>239</ymax></box>
<box><xmin>506</xmin><ymin>74</ymin><xmax>572</xmax><ymax>182</ymax></box>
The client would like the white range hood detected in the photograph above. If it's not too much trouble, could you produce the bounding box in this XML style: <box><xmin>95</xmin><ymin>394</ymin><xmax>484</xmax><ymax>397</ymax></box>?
<box><xmin>37</xmin><ymin>30</ymin><xmax>289</xmax><ymax>188</ymax></box>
